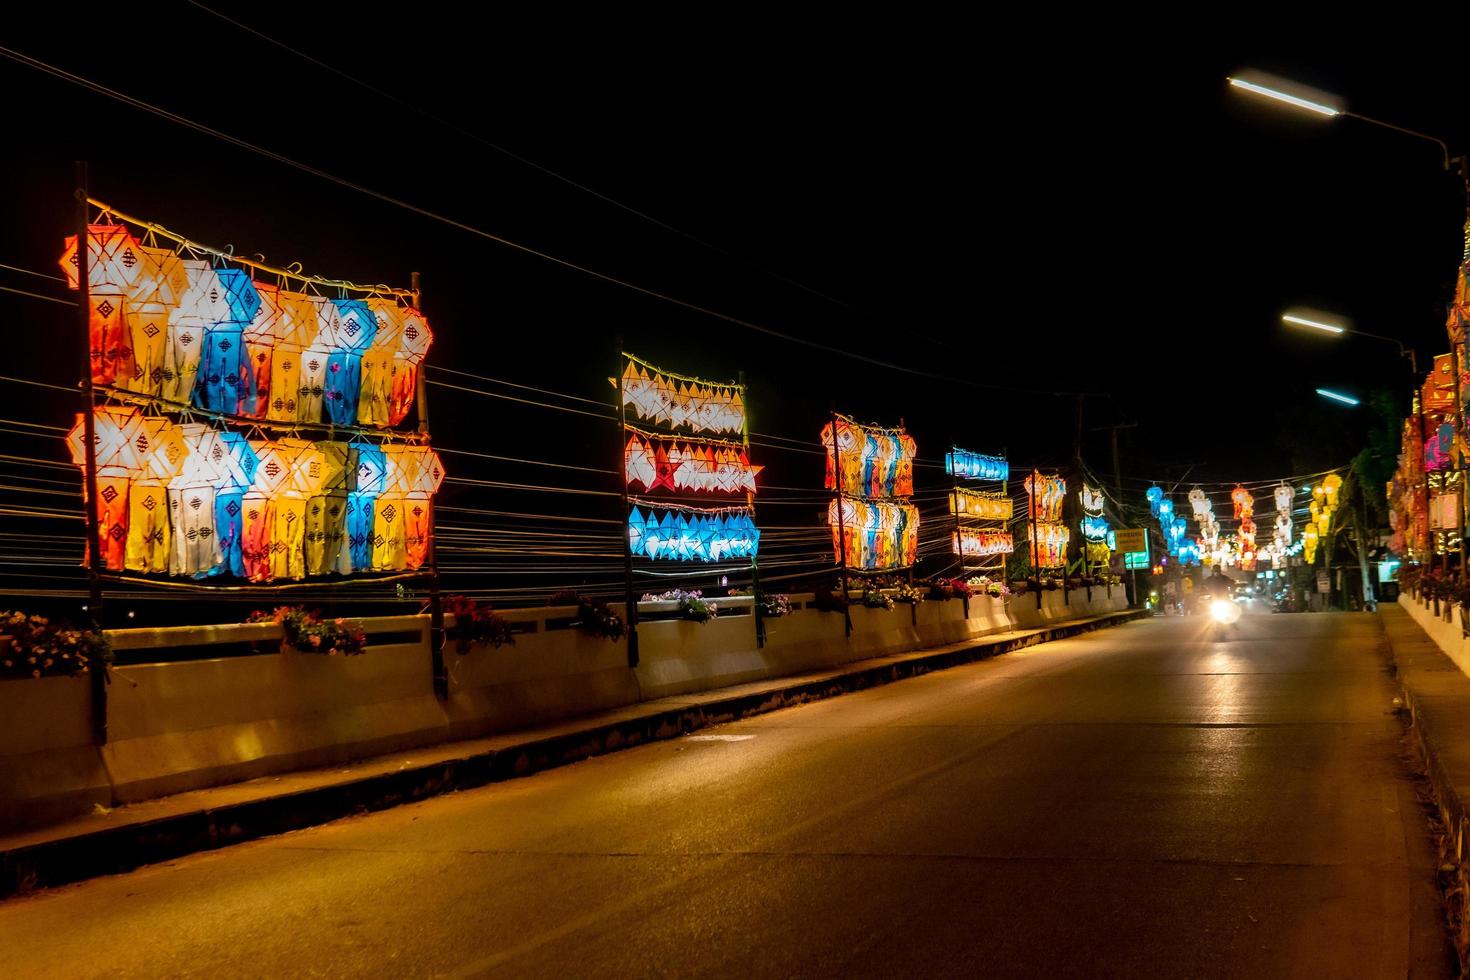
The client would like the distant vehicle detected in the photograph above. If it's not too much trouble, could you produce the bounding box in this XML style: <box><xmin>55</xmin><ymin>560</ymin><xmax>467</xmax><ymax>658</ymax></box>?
<box><xmin>1209</xmin><ymin>597</ymin><xmax>1242</xmax><ymax>638</ymax></box>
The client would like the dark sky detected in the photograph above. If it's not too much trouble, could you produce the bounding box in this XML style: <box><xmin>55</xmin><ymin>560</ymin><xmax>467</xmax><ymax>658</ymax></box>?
<box><xmin>2</xmin><ymin>15</ymin><xmax>1468</xmax><ymax>604</ymax></box>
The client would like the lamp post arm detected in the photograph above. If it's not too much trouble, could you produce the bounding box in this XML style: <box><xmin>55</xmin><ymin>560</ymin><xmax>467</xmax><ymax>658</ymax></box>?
<box><xmin>1344</xmin><ymin>327</ymin><xmax>1417</xmax><ymax>375</ymax></box>
<box><xmin>1344</xmin><ymin>111</ymin><xmax>1452</xmax><ymax>172</ymax></box>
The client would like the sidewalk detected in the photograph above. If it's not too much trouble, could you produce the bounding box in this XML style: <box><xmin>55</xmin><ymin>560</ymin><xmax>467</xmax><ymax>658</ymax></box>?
<box><xmin>1380</xmin><ymin>604</ymin><xmax>1470</xmax><ymax>877</ymax></box>
<box><xmin>0</xmin><ymin>608</ymin><xmax>1147</xmax><ymax>898</ymax></box>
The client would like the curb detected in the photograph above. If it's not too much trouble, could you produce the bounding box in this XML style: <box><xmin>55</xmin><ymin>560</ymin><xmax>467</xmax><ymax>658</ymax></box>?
<box><xmin>0</xmin><ymin>609</ymin><xmax>1148</xmax><ymax>898</ymax></box>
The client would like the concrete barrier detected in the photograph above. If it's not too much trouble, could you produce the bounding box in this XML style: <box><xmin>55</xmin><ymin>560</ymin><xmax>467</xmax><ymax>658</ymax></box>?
<box><xmin>632</xmin><ymin>598</ymin><xmax>768</xmax><ymax>700</ymax></box>
<box><xmin>444</xmin><ymin>604</ymin><xmax>640</xmax><ymax>741</ymax></box>
<box><xmin>0</xmin><ymin>676</ymin><xmax>109</xmax><ymax>831</ymax></box>
<box><xmin>104</xmin><ymin>616</ymin><xmax>447</xmax><ymax>805</ymax></box>
<box><xmin>0</xmin><ymin>586</ymin><xmax>1134</xmax><ymax>833</ymax></box>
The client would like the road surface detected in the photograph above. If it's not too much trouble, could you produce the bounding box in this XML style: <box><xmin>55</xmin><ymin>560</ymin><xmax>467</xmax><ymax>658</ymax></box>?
<box><xmin>0</xmin><ymin>612</ymin><xmax>1453</xmax><ymax>977</ymax></box>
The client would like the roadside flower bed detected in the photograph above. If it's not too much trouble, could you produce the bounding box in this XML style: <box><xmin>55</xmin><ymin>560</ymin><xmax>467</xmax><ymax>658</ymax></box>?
<box><xmin>0</xmin><ymin>611</ymin><xmax>111</xmax><ymax>679</ymax></box>
<box><xmin>246</xmin><ymin>607</ymin><xmax>368</xmax><ymax>655</ymax></box>
<box><xmin>440</xmin><ymin>595</ymin><xmax>515</xmax><ymax>654</ymax></box>
<box><xmin>730</xmin><ymin>588</ymin><xmax>792</xmax><ymax>618</ymax></box>
<box><xmin>642</xmin><ymin>589</ymin><xmax>718</xmax><ymax>622</ymax></box>
<box><xmin>549</xmin><ymin>590</ymin><xmax>625</xmax><ymax>640</ymax></box>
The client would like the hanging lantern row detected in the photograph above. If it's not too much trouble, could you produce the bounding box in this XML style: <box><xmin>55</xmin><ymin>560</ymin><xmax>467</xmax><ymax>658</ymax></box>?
<box><xmin>947</xmin><ymin>444</ymin><xmax>1010</xmax><ymax>562</ymax></box>
<box><xmin>627</xmin><ymin>506</ymin><xmax>759</xmax><ymax>561</ymax></box>
<box><xmin>1078</xmin><ymin>484</ymin><xmax>1110</xmax><ymax>573</ymax></box>
<box><xmin>949</xmin><ymin>488</ymin><xmax>1012</xmax><ymax>521</ymax></box>
<box><xmin>65</xmin><ymin>405</ymin><xmax>442</xmax><ymax>580</ymax></box>
<box><xmin>1145</xmin><ymin>485</ymin><xmax>1189</xmax><ymax>563</ymax></box>
<box><xmin>1027</xmin><ymin>522</ymin><xmax>1070</xmax><ymax>568</ymax></box>
<box><xmin>1189</xmin><ymin>487</ymin><xmax>1219</xmax><ymax>553</ymax></box>
<box><xmin>825</xmin><ymin>416</ymin><xmax>918</xmax><ymax>570</ymax></box>
<box><xmin>953</xmin><ymin>529</ymin><xmax>1014</xmax><ymax>557</ymax></box>
<box><xmin>623</xmin><ymin>432</ymin><xmax>761</xmax><ymax>495</ymax></box>
<box><xmin>1230</xmin><ymin>485</ymin><xmax>1254</xmax><ymax>521</ymax></box>
<box><xmin>61</xmin><ymin>223</ymin><xmax>432</xmax><ymax>429</ymax></box>
<box><xmin>618</xmin><ymin>360</ymin><xmax>745</xmax><ymax>436</ymax></box>
<box><xmin>621</xmin><ymin>354</ymin><xmax>759</xmax><ymax>563</ymax></box>
<box><xmin>1025</xmin><ymin>473</ymin><xmax>1065</xmax><ymax>524</ymax></box>
<box><xmin>822</xmin><ymin>416</ymin><xmax>916</xmax><ymax>499</ymax></box>
<box><xmin>945</xmin><ymin>449</ymin><xmax>1008</xmax><ymax>482</ymax></box>
<box><xmin>1025</xmin><ymin>472</ymin><xmax>1068</xmax><ymax>569</ymax></box>
<box><xmin>1303</xmin><ymin>525</ymin><xmax>1320</xmax><ymax>564</ymax></box>
<box><xmin>827</xmin><ymin>497</ymin><xmax>920</xmax><ymax>570</ymax></box>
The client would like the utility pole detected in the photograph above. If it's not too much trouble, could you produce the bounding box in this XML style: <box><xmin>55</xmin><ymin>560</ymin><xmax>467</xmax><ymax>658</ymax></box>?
<box><xmin>1090</xmin><ymin>422</ymin><xmax>1138</xmax><ymax>498</ymax></box>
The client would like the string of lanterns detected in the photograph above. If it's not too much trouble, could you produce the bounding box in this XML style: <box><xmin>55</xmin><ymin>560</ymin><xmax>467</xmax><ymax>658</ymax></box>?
<box><xmin>1079</xmin><ymin>483</ymin><xmax>1111</xmax><ymax>573</ymax></box>
<box><xmin>62</xmin><ymin>221</ymin><xmax>431</xmax><ymax>428</ymax></box>
<box><xmin>621</xmin><ymin>353</ymin><xmax>758</xmax><ymax>563</ymax></box>
<box><xmin>61</xmin><ymin>210</ymin><xmax>444</xmax><ymax>585</ymax></box>
<box><xmin>65</xmin><ymin>405</ymin><xmax>442</xmax><ymax>580</ymax></box>
<box><xmin>1025</xmin><ymin>472</ymin><xmax>1068</xmax><ymax>569</ymax></box>
<box><xmin>825</xmin><ymin>416</ymin><xmax>918</xmax><ymax>570</ymax></box>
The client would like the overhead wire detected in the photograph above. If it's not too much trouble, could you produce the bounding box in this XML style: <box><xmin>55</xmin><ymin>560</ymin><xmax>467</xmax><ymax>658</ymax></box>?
<box><xmin>0</xmin><ymin>44</ymin><xmax>1079</xmax><ymax>397</ymax></box>
<box><xmin>181</xmin><ymin>1</ymin><xmax>873</xmax><ymax>320</ymax></box>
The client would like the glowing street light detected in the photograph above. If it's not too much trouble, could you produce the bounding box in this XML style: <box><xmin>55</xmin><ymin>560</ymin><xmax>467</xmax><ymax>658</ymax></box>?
<box><xmin>1229</xmin><ymin>69</ymin><xmax>1457</xmax><ymax>173</ymax></box>
<box><xmin>1315</xmin><ymin>388</ymin><xmax>1360</xmax><ymax>407</ymax></box>
<box><xmin>1280</xmin><ymin>307</ymin><xmax>1418</xmax><ymax>374</ymax></box>
<box><xmin>1227</xmin><ymin>74</ymin><xmax>1342</xmax><ymax>117</ymax></box>
<box><xmin>1281</xmin><ymin>313</ymin><xmax>1344</xmax><ymax>335</ymax></box>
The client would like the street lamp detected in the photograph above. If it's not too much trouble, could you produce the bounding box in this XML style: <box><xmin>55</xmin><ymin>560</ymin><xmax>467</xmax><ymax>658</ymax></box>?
<box><xmin>1228</xmin><ymin>70</ymin><xmax>1460</xmax><ymax>174</ymax></box>
<box><xmin>1315</xmin><ymin>388</ymin><xmax>1360</xmax><ymax>407</ymax></box>
<box><xmin>1281</xmin><ymin>309</ymin><xmax>1419</xmax><ymax>374</ymax></box>
<box><xmin>1227</xmin><ymin>73</ymin><xmax>1341</xmax><ymax>118</ymax></box>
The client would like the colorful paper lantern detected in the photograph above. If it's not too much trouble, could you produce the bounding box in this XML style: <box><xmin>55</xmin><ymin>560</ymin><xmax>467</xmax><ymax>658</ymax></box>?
<box><xmin>629</xmin><ymin>506</ymin><xmax>760</xmax><ymax>561</ymax></box>
<box><xmin>946</xmin><ymin>450</ymin><xmax>1008</xmax><ymax>481</ymax></box>
<box><xmin>59</xmin><ymin>224</ymin><xmax>146</xmax><ymax>294</ymax></box>
<box><xmin>950</xmin><ymin>489</ymin><xmax>1012</xmax><ymax>521</ymax></box>
<box><xmin>619</xmin><ymin>361</ymin><xmax>744</xmax><ymax>435</ymax></box>
<box><xmin>954</xmin><ymin>529</ymin><xmax>1014</xmax><ymax>557</ymax></box>
<box><xmin>827</xmin><ymin>498</ymin><xmax>917</xmax><ymax>569</ymax></box>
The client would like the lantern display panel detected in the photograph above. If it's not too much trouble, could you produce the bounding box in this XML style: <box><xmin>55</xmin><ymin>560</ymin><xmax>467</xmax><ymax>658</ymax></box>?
<box><xmin>1024</xmin><ymin>472</ymin><xmax>1068</xmax><ymax>570</ymax></box>
<box><xmin>58</xmin><ymin>206</ymin><xmax>443</xmax><ymax>585</ymax></box>
<box><xmin>824</xmin><ymin>416</ymin><xmax>918</xmax><ymax>571</ymax></box>
<box><xmin>621</xmin><ymin>353</ymin><xmax>760</xmax><ymax>567</ymax></box>
<box><xmin>947</xmin><ymin>445</ymin><xmax>1011</xmax><ymax>574</ymax></box>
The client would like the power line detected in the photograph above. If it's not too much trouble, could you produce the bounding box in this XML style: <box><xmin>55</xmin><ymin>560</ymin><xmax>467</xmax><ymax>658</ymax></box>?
<box><xmin>0</xmin><ymin>44</ymin><xmax>1076</xmax><ymax>398</ymax></box>
<box><xmin>0</xmin><ymin>261</ymin><xmax>66</xmax><ymax>283</ymax></box>
<box><xmin>0</xmin><ymin>284</ymin><xmax>74</xmax><ymax>307</ymax></box>
<box><xmin>182</xmin><ymin>1</ymin><xmax>870</xmax><ymax>320</ymax></box>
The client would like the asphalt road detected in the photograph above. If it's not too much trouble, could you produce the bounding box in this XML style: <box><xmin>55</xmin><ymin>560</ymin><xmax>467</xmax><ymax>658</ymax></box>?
<box><xmin>0</xmin><ymin>612</ymin><xmax>1454</xmax><ymax>978</ymax></box>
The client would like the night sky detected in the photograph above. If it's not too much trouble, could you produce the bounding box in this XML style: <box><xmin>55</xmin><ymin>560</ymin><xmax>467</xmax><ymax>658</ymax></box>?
<box><xmin>2</xmin><ymin>14</ymin><xmax>1466</xmax><ymax>607</ymax></box>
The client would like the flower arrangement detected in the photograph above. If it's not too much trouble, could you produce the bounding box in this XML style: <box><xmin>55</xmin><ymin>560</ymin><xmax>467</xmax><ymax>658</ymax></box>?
<box><xmin>861</xmin><ymin>584</ymin><xmax>894</xmax><ymax>609</ymax></box>
<box><xmin>642</xmin><ymin>588</ymin><xmax>719</xmax><ymax>622</ymax></box>
<box><xmin>549</xmin><ymin>590</ymin><xmax>625</xmax><ymax>641</ymax></box>
<box><xmin>892</xmin><ymin>582</ymin><xmax>925</xmax><ymax>604</ymax></box>
<box><xmin>759</xmin><ymin>593</ymin><xmax>793</xmax><ymax>618</ymax></box>
<box><xmin>246</xmin><ymin>606</ymin><xmax>368</xmax><ymax>655</ymax></box>
<box><xmin>439</xmin><ymin>595</ymin><xmax>515</xmax><ymax>654</ymax></box>
<box><xmin>967</xmin><ymin>576</ymin><xmax>1010</xmax><ymax>598</ymax></box>
<box><xmin>0</xmin><ymin>611</ymin><xmax>111</xmax><ymax>680</ymax></box>
<box><xmin>1397</xmin><ymin>564</ymin><xmax>1425</xmax><ymax>597</ymax></box>
<box><xmin>732</xmin><ymin>588</ymin><xmax>793</xmax><ymax>618</ymax></box>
